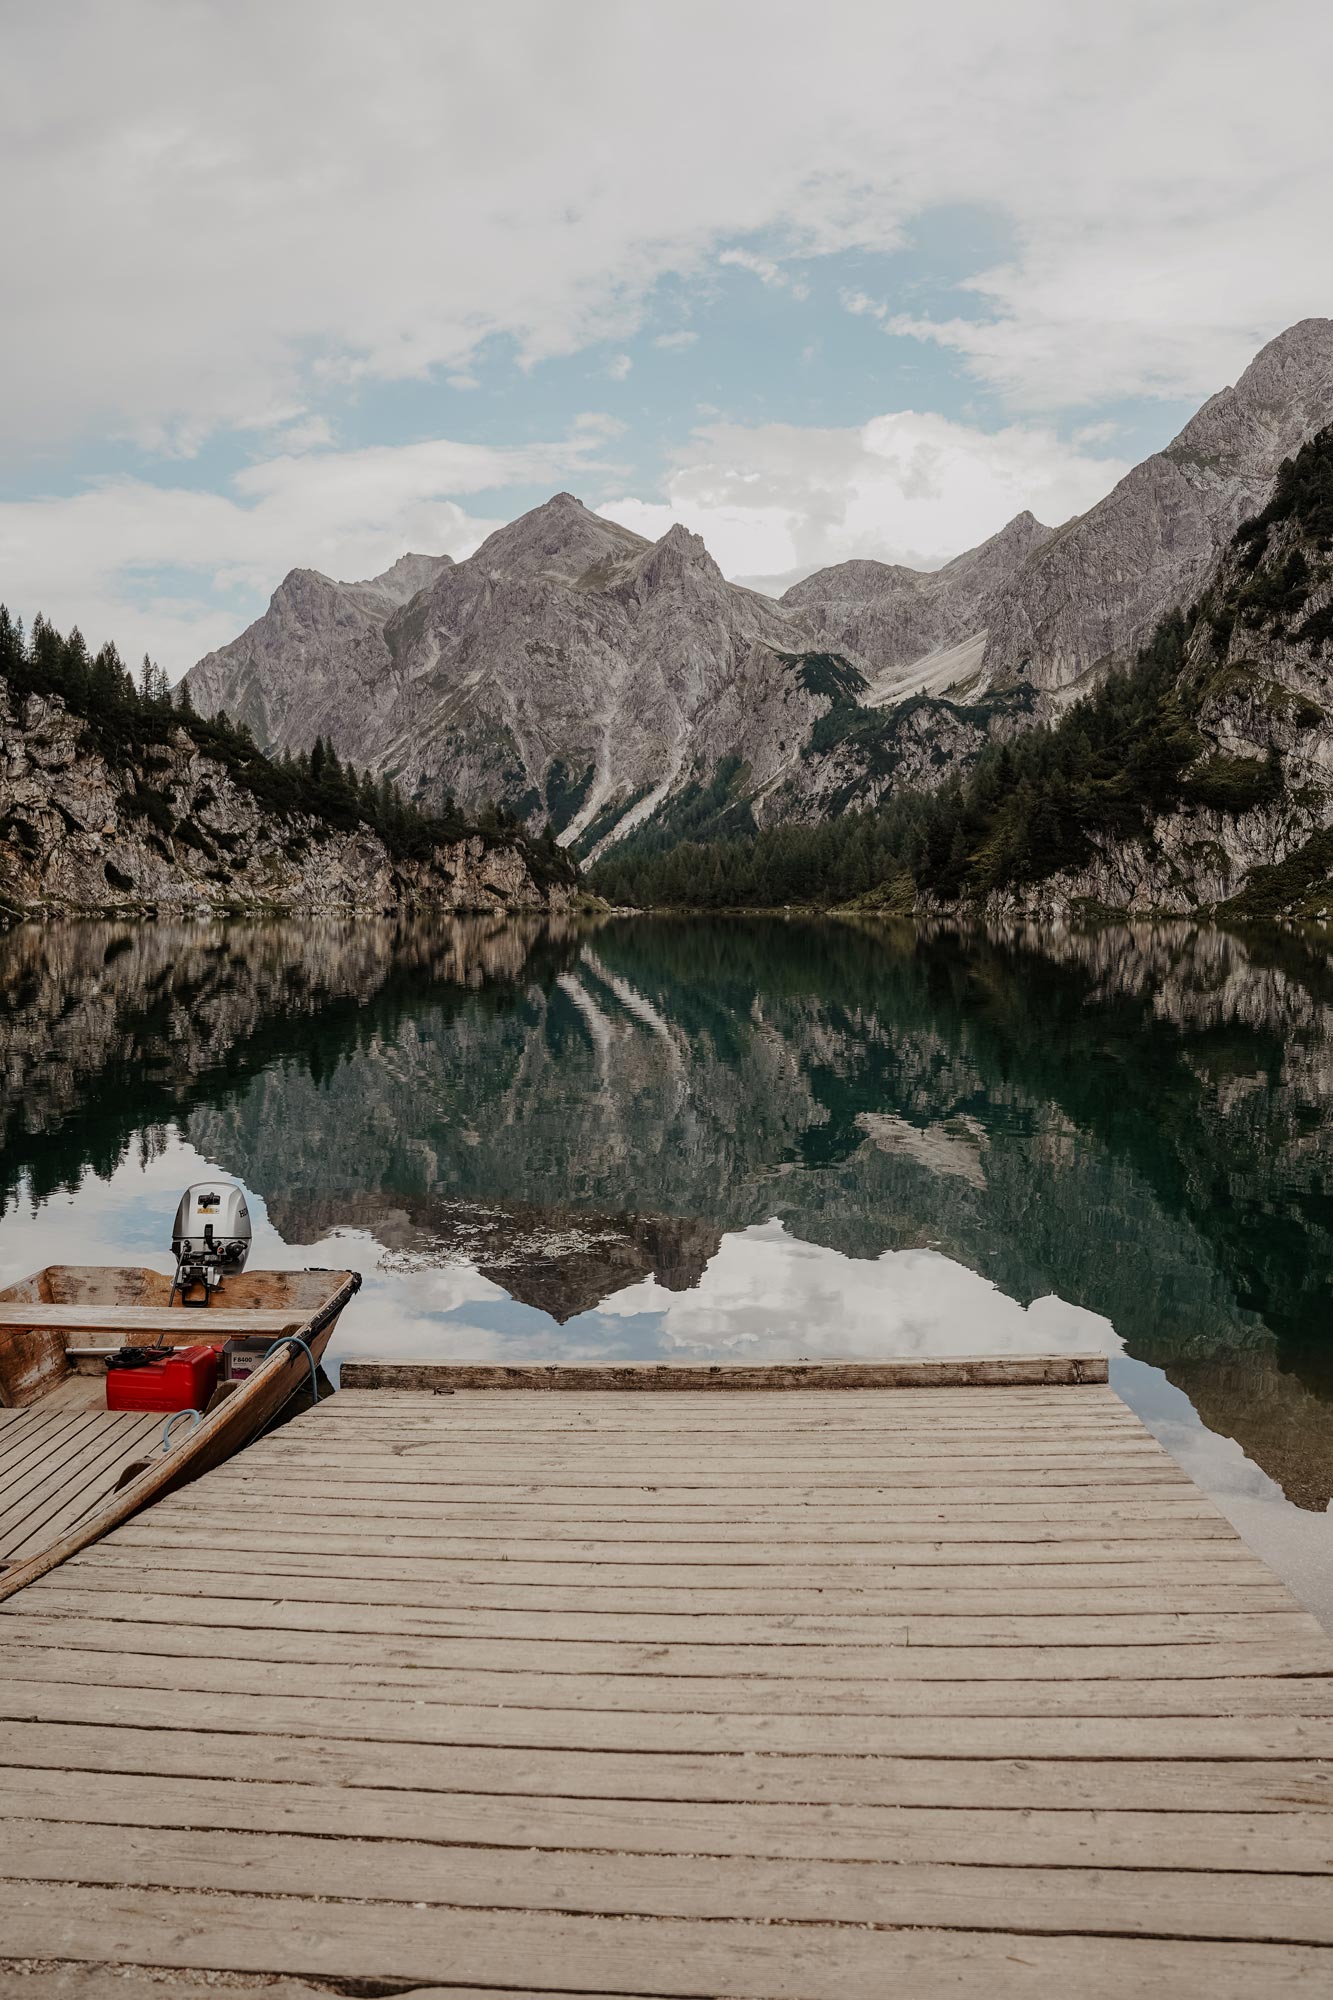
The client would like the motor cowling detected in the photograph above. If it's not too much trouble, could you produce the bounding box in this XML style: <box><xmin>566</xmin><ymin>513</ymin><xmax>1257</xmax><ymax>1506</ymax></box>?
<box><xmin>171</xmin><ymin>1181</ymin><xmax>252</xmax><ymax>1302</ymax></box>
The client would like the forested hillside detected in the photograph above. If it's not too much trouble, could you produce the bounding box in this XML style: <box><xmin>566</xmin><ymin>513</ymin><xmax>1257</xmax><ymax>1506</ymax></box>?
<box><xmin>591</xmin><ymin>427</ymin><xmax>1333</xmax><ymax>922</ymax></box>
<box><xmin>0</xmin><ymin>608</ymin><xmax>576</xmax><ymax>921</ymax></box>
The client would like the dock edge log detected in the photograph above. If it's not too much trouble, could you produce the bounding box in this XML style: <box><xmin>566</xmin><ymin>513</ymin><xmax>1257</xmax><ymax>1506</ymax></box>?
<box><xmin>337</xmin><ymin>1356</ymin><xmax>1110</xmax><ymax>1392</ymax></box>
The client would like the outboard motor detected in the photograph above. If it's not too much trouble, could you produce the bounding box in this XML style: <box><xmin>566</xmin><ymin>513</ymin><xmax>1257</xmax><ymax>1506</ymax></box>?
<box><xmin>170</xmin><ymin>1181</ymin><xmax>252</xmax><ymax>1304</ymax></box>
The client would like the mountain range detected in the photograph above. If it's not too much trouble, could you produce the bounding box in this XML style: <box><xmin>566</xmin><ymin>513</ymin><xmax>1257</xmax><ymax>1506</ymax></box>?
<box><xmin>186</xmin><ymin>318</ymin><xmax>1333</xmax><ymax>854</ymax></box>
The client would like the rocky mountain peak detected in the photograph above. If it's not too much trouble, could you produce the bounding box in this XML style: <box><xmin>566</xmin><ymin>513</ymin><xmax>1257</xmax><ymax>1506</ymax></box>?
<box><xmin>956</xmin><ymin>509</ymin><xmax>1050</xmax><ymax>558</ymax></box>
<box><xmin>468</xmin><ymin>491</ymin><xmax>650</xmax><ymax>583</ymax></box>
<box><xmin>357</xmin><ymin>552</ymin><xmax>454</xmax><ymax>605</ymax></box>
<box><xmin>780</xmin><ymin>559</ymin><xmax>922</xmax><ymax>609</ymax></box>
<box><xmin>629</xmin><ymin>520</ymin><xmax>720</xmax><ymax>593</ymax></box>
<box><xmin>984</xmin><ymin>317</ymin><xmax>1333</xmax><ymax>693</ymax></box>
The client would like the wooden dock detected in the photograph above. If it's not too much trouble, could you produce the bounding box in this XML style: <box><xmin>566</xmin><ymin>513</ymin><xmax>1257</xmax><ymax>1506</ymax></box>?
<box><xmin>1</xmin><ymin>1362</ymin><xmax>1331</xmax><ymax>1996</ymax></box>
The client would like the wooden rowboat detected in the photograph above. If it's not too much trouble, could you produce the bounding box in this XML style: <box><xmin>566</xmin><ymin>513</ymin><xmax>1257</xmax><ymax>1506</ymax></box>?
<box><xmin>0</xmin><ymin>1263</ymin><xmax>360</xmax><ymax>1600</ymax></box>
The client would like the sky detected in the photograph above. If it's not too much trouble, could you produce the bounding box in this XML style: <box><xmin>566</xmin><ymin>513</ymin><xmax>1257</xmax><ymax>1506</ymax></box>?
<box><xmin>2</xmin><ymin>0</ymin><xmax>1331</xmax><ymax>679</ymax></box>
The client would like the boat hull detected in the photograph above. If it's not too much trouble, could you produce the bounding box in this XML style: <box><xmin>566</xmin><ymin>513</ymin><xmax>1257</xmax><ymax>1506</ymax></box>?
<box><xmin>0</xmin><ymin>1265</ymin><xmax>359</xmax><ymax>1599</ymax></box>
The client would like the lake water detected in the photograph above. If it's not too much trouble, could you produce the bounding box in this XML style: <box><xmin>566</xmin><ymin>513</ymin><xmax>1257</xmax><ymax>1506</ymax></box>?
<box><xmin>3</xmin><ymin>913</ymin><xmax>1332</xmax><ymax>1626</ymax></box>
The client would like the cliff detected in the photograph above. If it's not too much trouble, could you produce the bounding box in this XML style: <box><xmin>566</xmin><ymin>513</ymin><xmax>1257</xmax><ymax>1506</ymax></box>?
<box><xmin>0</xmin><ymin>674</ymin><xmax>576</xmax><ymax>924</ymax></box>
<box><xmin>983</xmin><ymin>318</ymin><xmax>1333</xmax><ymax>695</ymax></box>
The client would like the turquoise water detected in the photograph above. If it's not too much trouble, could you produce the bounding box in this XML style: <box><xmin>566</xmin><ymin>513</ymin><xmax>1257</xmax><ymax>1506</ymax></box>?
<box><xmin>2</xmin><ymin>914</ymin><xmax>1331</xmax><ymax>1622</ymax></box>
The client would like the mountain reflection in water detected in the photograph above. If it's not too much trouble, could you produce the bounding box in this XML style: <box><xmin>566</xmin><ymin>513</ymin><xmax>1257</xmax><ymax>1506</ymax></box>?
<box><xmin>1</xmin><ymin>913</ymin><xmax>1331</xmax><ymax>1617</ymax></box>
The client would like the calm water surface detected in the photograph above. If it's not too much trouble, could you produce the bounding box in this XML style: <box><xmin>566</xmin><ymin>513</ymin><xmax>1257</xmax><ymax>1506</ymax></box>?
<box><xmin>2</xmin><ymin>914</ymin><xmax>1331</xmax><ymax>1624</ymax></box>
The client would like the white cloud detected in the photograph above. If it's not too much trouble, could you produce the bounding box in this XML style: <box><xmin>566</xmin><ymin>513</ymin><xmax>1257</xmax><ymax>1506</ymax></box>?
<box><xmin>266</xmin><ymin>415</ymin><xmax>335</xmax><ymax>454</ymax></box>
<box><xmin>6</xmin><ymin>0</ymin><xmax>1328</xmax><ymax>459</ymax></box>
<box><xmin>718</xmin><ymin>248</ymin><xmax>810</xmax><ymax>300</ymax></box>
<box><xmin>571</xmin><ymin>411</ymin><xmax>627</xmax><ymax>439</ymax></box>
<box><xmin>653</xmin><ymin>331</ymin><xmax>699</xmax><ymax>351</ymax></box>
<box><xmin>0</xmin><ymin>427</ymin><xmax>621</xmax><ymax>674</ymax></box>
<box><xmin>602</xmin><ymin>408</ymin><xmax>1129</xmax><ymax>581</ymax></box>
<box><xmin>606</xmin><ymin>353</ymin><xmax>633</xmax><ymax>382</ymax></box>
<box><xmin>446</xmin><ymin>372</ymin><xmax>481</xmax><ymax>391</ymax></box>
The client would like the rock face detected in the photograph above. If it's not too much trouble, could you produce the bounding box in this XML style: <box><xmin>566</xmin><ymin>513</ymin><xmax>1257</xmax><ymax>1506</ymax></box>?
<box><xmin>191</xmin><ymin>494</ymin><xmax>858</xmax><ymax>855</ymax></box>
<box><xmin>955</xmin><ymin>438</ymin><xmax>1333</xmax><ymax>923</ymax></box>
<box><xmin>189</xmin><ymin>552</ymin><xmax>454</xmax><ymax>752</ymax></box>
<box><xmin>185</xmin><ymin>321</ymin><xmax>1333</xmax><ymax>845</ymax></box>
<box><xmin>782</xmin><ymin>511</ymin><xmax>1052</xmax><ymax>697</ymax></box>
<box><xmin>0</xmin><ymin>679</ymin><xmax>573</xmax><ymax>923</ymax></box>
<box><xmin>982</xmin><ymin>319</ymin><xmax>1333</xmax><ymax>694</ymax></box>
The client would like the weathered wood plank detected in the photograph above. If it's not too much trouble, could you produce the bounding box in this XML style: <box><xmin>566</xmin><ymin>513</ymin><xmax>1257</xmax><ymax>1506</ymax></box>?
<box><xmin>2</xmin><ymin>1882</ymin><xmax>1329</xmax><ymax>1997</ymax></box>
<box><xmin>8</xmin><ymin>1724</ymin><xmax>1329</xmax><ymax>1810</ymax></box>
<box><xmin>11</xmin><ymin>1578</ymin><xmax>1300</xmax><ymax>1624</ymax></box>
<box><xmin>54</xmin><ymin>1560</ymin><xmax>1296</xmax><ymax>1624</ymax></box>
<box><xmin>102</xmin><ymin>1519</ymin><xmax>1242</xmax><ymax>1557</ymax></box>
<box><xmin>7</xmin><ymin>1595</ymin><xmax>1321</xmax><ymax>1652</ymax></box>
<box><xmin>2</xmin><ymin>1676</ymin><xmax>1332</xmax><ymax>1749</ymax></box>
<box><xmin>8</xmin><ymin>1643</ymin><xmax>1333</xmax><ymax>1716</ymax></box>
<box><xmin>339</xmin><ymin>1356</ymin><xmax>1111</xmax><ymax>1390</ymax></box>
<box><xmin>4</xmin><ymin>1765</ymin><xmax>1329</xmax><ymax>1873</ymax></box>
<box><xmin>6</xmin><ymin>1816</ymin><xmax>1333</xmax><ymax>1941</ymax></box>
<box><xmin>80</xmin><ymin>1528</ymin><xmax>1273</xmax><ymax>1576</ymax></box>
<box><xmin>149</xmin><ymin>1499</ymin><xmax>1225</xmax><ymax>1535</ymax></box>
<box><xmin>73</xmin><ymin>1540</ymin><xmax>1283</xmax><ymax>1593</ymax></box>
<box><xmin>6</xmin><ymin>1598</ymin><xmax>1315</xmax><ymax>1648</ymax></box>
<box><xmin>0</xmin><ymin>1970</ymin><xmax>652</xmax><ymax>2000</ymax></box>
<box><xmin>0</xmin><ymin>1305</ymin><xmax>300</xmax><ymax>1335</ymax></box>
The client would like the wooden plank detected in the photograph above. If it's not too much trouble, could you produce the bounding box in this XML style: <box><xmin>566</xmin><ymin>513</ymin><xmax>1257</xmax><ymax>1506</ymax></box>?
<box><xmin>7</xmin><ymin>1601</ymin><xmax>1314</xmax><ymax>1651</ymax></box>
<box><xmin>8</xmin><ymin>1723</ymin><xmax>1330</xmax><ymax>1811</ymax></box>
<box><xmin>0</xmin><ymin>1970</ymin><xmax>650</xmax><ymax>2000</ymax></box>
<box><xmin>7</xmin><ymin>1589</ymin><xmax>1321</xmax><ymax>1650</ymax></box>
<box><xmin>186</xmin><ymin>1463</ymin><xmax>1196</xmax><ymax>1492</ymax></box>
<box><xmin>20</xmin><ymin>1565</ymin><xmax>1300</xmax><ymax>1616</ymax></box>
<box><xmin>149</xmin><ymin>1498</ymin><xmax>1226</xmax><ymax>1534</ymax></box>
<box><xmin>4</xmin><ymin>1764</ymin><xmax>1329</xmax><ymax>1873</ymax></box>
<box><xmin>309</xmin><ymin>1412</ymin><xmax>1147</xmax><ymax>1433</ymax></box>
<box><xmin>61</xmin><ymin>1551</ymin><xmax>1300</xmax><ymax>1614</ymax></box>
<box><xmin>338</xmin><ymin>1356</ymin><xmax>1111</xmax><ymax>1389</ymax></box>
<box><xmin>3</xmin><ymin>1881</ymin><xmax>1329</xmax><ymax>1997</ymax></box>
<box><xmin>336</xmin><ymin>1384</ymin><xmax>1129</xmax><ymax>1405</ymax></box>
<box><xmin>8</xmin><ymin>1642</ymin><xmax>1333</xmax><ymax>1715</ymax></box>
<box><xmin>144</xmin><ymin>1481</ymin><xmax>1207</xmax><ymax>1512</ymax></box>
<box><xmin>102</xmin><ymin>1519</ymin><xmax>1242</xmax><ymax>1555</ymax></box>
<box><xmin>2</xmin><ymin>1676</ymin><xmax>1332</xmax><ymax>1748</ymax></box>
<box><xmin>6</xmin><ymin>1815</ymin><xmax>1333</xmax><ymax>1942</ymax></box>
<box><xmin>0</xmin><ymin>1305</ymin><xmax>301</xmax><ymax>1335</ymax></box>
<box><xmin>85</xmin><ymin>1527</ymin><xmax>1272</xmax><ymax>1574</ymax></box>
<box><xmin>0</xmin><ymin>1971</ymin><xmax>454</xmax><ymax>2000</ymax></box>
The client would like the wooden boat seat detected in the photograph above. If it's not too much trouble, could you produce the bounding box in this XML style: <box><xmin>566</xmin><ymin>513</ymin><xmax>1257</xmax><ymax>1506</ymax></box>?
<box><xmin>0</xmin><ymin>1306</ymin><xmax>303</xmax><ymax>1337</ymax></box>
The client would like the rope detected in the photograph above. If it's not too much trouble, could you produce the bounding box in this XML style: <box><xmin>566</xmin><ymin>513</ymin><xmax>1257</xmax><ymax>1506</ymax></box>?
<box><xmin>160</xmin><ymin>1407</ymin><xmax>203</xmax><ymax>1454</ymax></box>
<box><xmin>263</xmin><ymin>1333</ymin><xmax>320</xmax><ymax>1403</ymax></box>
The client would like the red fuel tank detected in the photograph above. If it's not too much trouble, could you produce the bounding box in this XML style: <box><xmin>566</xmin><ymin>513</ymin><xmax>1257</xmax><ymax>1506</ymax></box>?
<box><xmin>105</xmin><ymin>1344</ymin><xmax>221</xmax><ymax>1413</ymax></box>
